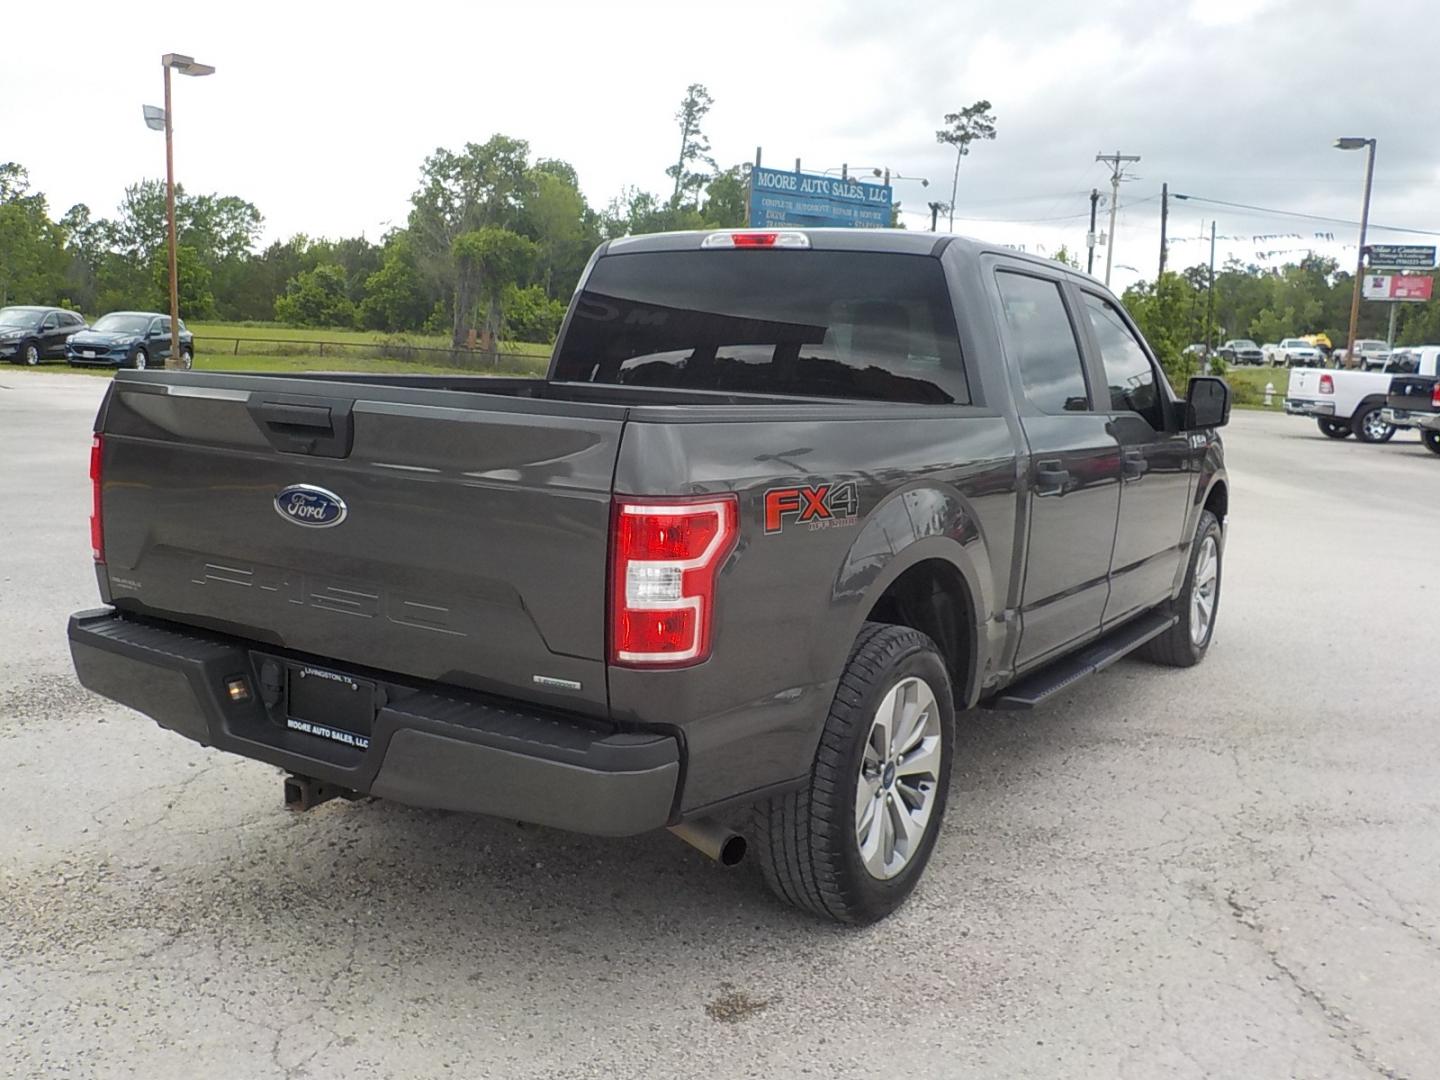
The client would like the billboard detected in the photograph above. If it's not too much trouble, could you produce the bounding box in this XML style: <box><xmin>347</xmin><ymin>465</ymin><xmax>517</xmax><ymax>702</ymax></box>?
<box><xmin>1362</xmin><ymin>274</ymin><xmax>1434</xmax><ymax>302</ymax></box>
<box><xmin>748</xmin><ymin>167</ymin><xmax>893</xmax><ymax>229</ymax></box>
<box><xmin>1366</xmin><ymin>244</ymin><xmax>1436</xmax><ymax>270</ymax></box>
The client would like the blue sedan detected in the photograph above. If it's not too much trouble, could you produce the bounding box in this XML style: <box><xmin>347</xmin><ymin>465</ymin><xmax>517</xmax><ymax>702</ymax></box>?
<box><xmin>67</xmin><ymin>312</ymin><xmax>194</xmax><ymax>370</ymax></box>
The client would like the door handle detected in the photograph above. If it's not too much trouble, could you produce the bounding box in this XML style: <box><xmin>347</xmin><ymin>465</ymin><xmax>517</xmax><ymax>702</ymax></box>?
<box><xmin>1122</xmin><ymin>448</ymin><xmax>1147</xmax><ymax>481</ymax></box>
<box><xmin>1035</xmin><ymin>459</ymin><xmax>1070</xmax><ymax>496</ymax></box>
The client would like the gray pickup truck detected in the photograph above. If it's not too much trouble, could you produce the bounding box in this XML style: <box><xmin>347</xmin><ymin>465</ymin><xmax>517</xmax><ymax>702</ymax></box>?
<box><xmin>69</xmin><ymin>229</ymin><xmax>1231</xmax><ymax>924</ymax></box>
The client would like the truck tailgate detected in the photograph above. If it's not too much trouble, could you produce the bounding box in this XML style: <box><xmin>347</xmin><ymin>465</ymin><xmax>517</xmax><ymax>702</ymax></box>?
<box><xmin>97</xmin><ymin>376</ymin><xmax>623</xmax><ymax>716</ymax></box>
<box><xmin>1287</xmin><ymin>368</ymin><xmax>1322</xmax><ymax>399</ymax></box>
<box><xmin>1388</xmin><ymin>374</ymin><xmax>1438</xmax><ymax>411</ymax></box>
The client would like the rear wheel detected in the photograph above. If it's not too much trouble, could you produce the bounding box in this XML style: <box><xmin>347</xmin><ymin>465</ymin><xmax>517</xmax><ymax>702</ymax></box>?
<box><xmin>752</xmin><ymin>623</ymin><xmax>955</xmax><ymax>924</ymax></box>
<box><xmin>1317</xmin><ymin>419</ymin><xmax>1351</xmax><ymax>439</ymax></box>
<box><xmin>1423</xmin><ymin>431</ymin><xmax>1440</xmax><ymax>456</ymax></box>
<box><xmin>1352</xmin><ymin>403</ymin><xmax>1395</xmax><ymax>443</ymax></box>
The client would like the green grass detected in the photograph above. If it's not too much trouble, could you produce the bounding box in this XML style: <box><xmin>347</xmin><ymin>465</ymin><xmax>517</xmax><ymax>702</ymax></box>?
<box><xmin>1224</xmin><ymin>365</ymin><xmax>1294</xmax><ymax>411</ymax></box>
<box><xmin>190</xmin><ymin>321</ymin><xmax>552</xmax><ymax>358</ymax></box>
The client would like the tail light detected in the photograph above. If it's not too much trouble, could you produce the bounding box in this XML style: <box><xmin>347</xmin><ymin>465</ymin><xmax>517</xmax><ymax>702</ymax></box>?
<box><xmin>1319</xmin><ymin>374</ymin><xmax>1334</xmax><ymax>394</ymax></box>
<box><xmin>610</xmin><ymin>496</ymin><xmax>738</xmax><ymax>667</ymax></box>
<box><xmin>89</xmin><ymin>434</ymin><xmax>105</xmax><ymax>563</ymax></box>
<box><xmin>1432</xmin><ymin>382</ymin><xmax>1440</xmax><ymax>409</ymax></box>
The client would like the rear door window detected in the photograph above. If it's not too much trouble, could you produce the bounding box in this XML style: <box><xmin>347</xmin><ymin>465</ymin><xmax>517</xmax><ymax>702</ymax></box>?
<box><xmin>994</xmin><ymin>271</ymin><xmax>1090</xmax><ymax>413</ymax></box>
<box><xmin>553</xmin><ymin>250</ymin><xmax>969</xmax><ymax>404</ymax></box>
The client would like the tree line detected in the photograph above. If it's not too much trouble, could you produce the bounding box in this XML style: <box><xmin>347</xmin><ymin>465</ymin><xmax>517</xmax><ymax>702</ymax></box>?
<box><xmin>5</xmin><ymin>82</ymin><xmax>1437</xmax><ymax>359</ymax></box>
<box><xmin>1121</xmin><ymin>254</ymin><xmax>1440</xmax><ymax>384</ymax></box>
<box><xmin>0</xmin><ymin>85</ymin><xmax>746</xmax><ymax>347</ymax></box>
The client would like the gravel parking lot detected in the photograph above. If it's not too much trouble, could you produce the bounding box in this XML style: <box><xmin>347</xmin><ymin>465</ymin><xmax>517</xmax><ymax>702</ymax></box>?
<box><xmin>3</xmin><ymin>371</ymin><xmax>1438</xmax><ymax>1080</ymax></box>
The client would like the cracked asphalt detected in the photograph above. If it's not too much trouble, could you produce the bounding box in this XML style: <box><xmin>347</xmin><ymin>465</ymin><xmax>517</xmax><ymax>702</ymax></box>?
<box><xmin>3</xmin><ymin>371</ymin><xmax>1438</xmax><ymax>1079</ymax></box>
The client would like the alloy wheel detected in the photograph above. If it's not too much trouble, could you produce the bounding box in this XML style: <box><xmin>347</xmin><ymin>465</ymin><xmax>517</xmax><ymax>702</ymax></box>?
<box><xmin>1362</xmin><ymin>409</ymin><xmax>1392</xmax><ymax>442</ymax></box>
<box><xmin>1190</xmin><ymin>535</ymin><xmax>1219</xmax><ymax>646</ymax></box>
<box><xmin>855</xmin><ymin>675</ymin><xmax>943</xmax><ymax>880</ymax></box>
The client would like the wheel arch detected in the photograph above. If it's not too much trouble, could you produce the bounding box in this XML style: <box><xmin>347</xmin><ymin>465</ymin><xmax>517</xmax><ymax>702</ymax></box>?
<box><xmin>828</xmin><ymin>484</ymin><xmax>994</xmax><ymax>710</ymax></box>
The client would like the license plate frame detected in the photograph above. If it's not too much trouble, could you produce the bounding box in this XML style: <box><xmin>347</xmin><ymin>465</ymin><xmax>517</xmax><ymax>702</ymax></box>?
<box><xmin>285</xmin><ymin>664</ymin><xmax>375</xmax><ymax>750</ymax></box>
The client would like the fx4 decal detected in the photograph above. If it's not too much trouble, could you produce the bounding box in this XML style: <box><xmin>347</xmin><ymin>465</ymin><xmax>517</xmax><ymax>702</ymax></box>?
<box><xmin>763</xmin><ymin>482</ymin><xmax>860</xmax><ymax>534</ymax></box>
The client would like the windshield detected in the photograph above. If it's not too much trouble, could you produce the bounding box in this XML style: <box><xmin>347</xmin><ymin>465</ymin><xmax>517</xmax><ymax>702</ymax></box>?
<box><xmin>1281</xmin><ymin>339</ymin><xmax>1308</xmax><ymax>347</ymax></box>
<box><xmin>92</xmin><ymin>314</ymin><xmax>153</xmax><ymax>335</ymax></box>
<box><xmin>552</xmin><ymin>250</ymin><xmax>969</xmax><ymax>404</ymax></box>
<box><xmin>0</xmin><ymin>308</ymin><xmax>43</xmax><ymax>330</ymax></box>
<box><xmin>1233</xmin><ymin>340</ymin><xmax>1257</xmax><ymax>348</ymax></box>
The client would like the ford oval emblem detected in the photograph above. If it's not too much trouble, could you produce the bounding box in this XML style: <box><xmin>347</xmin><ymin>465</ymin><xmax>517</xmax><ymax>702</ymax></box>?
<box><xmin>274</xmin><ymin>484</ymin><xmax>347</xmax><ymax>528</ymax></box>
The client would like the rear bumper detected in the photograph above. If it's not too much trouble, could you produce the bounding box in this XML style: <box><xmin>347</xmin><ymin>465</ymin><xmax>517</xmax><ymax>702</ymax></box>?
<box><xmin>1382</xmin><ymin>407</ymin><xmax>1440</xmax><ymax>431</ymax></box>
<box><xmin>68</xmin><ymin>608</ymin><xmax>680</xmax><ymax>836</ymax></box>
<box><xmin>1285</xmin><ymin>398</ymin><xmax>1335</xmax><ymax>417</ymax></box>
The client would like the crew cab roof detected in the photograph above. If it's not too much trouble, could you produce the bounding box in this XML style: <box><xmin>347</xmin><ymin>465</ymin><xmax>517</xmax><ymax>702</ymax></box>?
<box><xmin>601</xmin><ymin>229</ymin><xmax>1102</xmax><ymax>283</ymax></box>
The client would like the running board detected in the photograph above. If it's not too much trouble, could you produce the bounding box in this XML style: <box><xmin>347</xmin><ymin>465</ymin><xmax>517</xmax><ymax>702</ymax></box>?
<box><xmin>989</xmin><ymin>612</ymin><xmax>1178</xmax><ymax>710</ymax></box>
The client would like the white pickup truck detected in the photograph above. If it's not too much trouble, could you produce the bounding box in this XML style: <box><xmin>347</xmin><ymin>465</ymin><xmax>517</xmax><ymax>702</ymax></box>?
<box><xmin>1285</xmin><ymin>350</ymin><xmax>1440</xmax><ymax>441</ymax></box>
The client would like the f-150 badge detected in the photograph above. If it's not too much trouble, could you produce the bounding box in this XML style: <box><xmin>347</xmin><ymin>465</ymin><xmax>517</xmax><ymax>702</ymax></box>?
<box><xmin>764</xmin><ymin>481</ymin><xmax>859</xmax><ymax>534</ymax></box>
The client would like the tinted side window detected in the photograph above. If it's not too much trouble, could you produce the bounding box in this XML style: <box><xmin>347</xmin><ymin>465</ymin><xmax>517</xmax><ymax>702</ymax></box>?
<box><xmin>995</xmin><ymin>272</ymin><xmax>1089</xmax><ymax>413</ymax></box>
<box><xmin>1083</xmin><ymin>294</ymin><xmax>1165</xmax><ymax>430</ymax></box>
<box><xmin>64</xmin><ymin>313</ymin><xmax>84</xmax><ymax>327</ymax></box>
<box><xmin>41</xmin><ymin>313</ymin><xmax>58</xmax><ymax>329</ymax></box>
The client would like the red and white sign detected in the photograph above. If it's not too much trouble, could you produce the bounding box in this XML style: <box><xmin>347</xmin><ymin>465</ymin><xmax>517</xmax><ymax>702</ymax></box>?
<box><xmin>1363</xmin><ymin>274</ymin><xmax>1434</xmax><ymax>301</ymax></box>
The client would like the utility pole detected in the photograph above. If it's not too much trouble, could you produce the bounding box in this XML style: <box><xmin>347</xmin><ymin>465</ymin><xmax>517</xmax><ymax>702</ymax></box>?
<box><xmin>1159</xmin><ymin>182</ymin><xmax>1169</xmax><ymax>278</ymax></box>
<box><xmin>1340</xmin><ymin>138</ymin><xmax>1377</xmax><ymax>369</ymax></box>
<box><xmin>1087</xmin><ymin>189</ymin><xmax>1100</xmax><ymax>275</ymax></box>
<box><xmin>1204</xmin><ymin>220</ymin><xmax>1217</xmax><ymax>357</ymax></box>
<box><xmin>1096</xmin><ymin>151</ymin><xmax>1141</xmax><ymax>286</ymax></box>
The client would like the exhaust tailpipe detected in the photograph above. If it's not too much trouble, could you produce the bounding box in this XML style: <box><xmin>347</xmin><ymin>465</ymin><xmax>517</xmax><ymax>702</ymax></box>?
<box><xmin>668</xmin><ymin>818</ymin><xmax>747</xmax><ymax>866</ymax></box>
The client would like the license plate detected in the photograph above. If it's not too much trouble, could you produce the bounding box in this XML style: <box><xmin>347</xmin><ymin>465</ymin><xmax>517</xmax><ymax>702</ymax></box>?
<box><xmin>286</xmin><ymin>664</ymin><xmax>375</xmax><ymax>749</ymax></box>
<box><xmin>83</xmin><ymin>350</ymin><xmax>96</xmax><ymax>358</ymax></box>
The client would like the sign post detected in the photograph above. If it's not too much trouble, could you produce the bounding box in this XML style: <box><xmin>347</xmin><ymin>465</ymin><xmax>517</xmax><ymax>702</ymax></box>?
<box><xmin>747</xmin><ymin>166</ymin><xmax>893</xmax><ymax>229</ymax></box>
<box><xmin>1361</xmin><ymin>273</ymin><xmax>1434</xmax><ymax>349</ymax></box>
<box><xmin>1366</xmin><ymin>244</ymin><xmax>1437</xmax><ymax>270</ymax></box>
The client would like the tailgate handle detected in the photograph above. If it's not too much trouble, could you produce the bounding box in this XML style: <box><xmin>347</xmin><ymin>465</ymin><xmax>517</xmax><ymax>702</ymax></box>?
<box><xmin>247</xmin><ymin>395</ymin><xmax>355</xmax><ymax>458</ymax></box>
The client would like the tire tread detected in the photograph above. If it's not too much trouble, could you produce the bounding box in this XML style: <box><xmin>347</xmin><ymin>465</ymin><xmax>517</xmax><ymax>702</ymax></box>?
<box><xmin>752</xmin><ymin>622</ymin><xmax>949</xmax><ymax>923</ymax></box>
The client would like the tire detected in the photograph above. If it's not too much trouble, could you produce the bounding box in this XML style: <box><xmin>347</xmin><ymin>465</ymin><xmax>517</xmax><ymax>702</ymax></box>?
<box><xmin>22</xmin><ymin>341</ymin><xmax>40</xmax><ymax>366</ymax></box>
<box><xmin>1317</xmin><ymin>418</ymin><xmax>1352</xmax><ymax>439</ymax></box>
<box><xmin>752</xmin><ymin>622</ymin><xmax>955</xmax><ymax>925</ymax></box>
<box><xmin>1137</xmin><ymin>509</ymin><xmax>1223</xmax><ymax>668</ymax></box>
<box><xmin>179</xmin><ymin>348</ymin><xmax>193</xmax><ymax>371</ymax></box>
<box><xmin>1423</xmin><ymin>431</ymin><xmax>1440</xmax><ymax>456</ymax></box>
<box><xmin>1351</xmin><ymin>403</ymin><xmax>1395</xmax><ymax>443</ymax></box>
<box><xmin>130</xmin><ymin>349</ymin><xmax>148</xmax><ymax>371</ymax></box>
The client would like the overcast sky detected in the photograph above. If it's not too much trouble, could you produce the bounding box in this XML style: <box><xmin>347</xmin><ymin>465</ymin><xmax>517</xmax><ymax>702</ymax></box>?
<box><xmin>5</xmin><ymin>0</ymin><xmax>1437</xmax><ymax>292</ymax></box>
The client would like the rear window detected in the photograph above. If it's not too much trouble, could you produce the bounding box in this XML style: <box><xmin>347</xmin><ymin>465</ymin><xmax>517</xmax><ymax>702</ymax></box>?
<box><xmin>552</xmin><ymin>250</ymin><xmax>969</xmax><ymax>404</ymax></box>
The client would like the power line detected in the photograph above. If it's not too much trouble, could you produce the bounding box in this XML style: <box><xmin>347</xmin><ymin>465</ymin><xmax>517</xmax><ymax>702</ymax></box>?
<box><xmin>1171</xmin><ymin>193</ymin><xmax>1440</xmax><ymax>238</ymax></box>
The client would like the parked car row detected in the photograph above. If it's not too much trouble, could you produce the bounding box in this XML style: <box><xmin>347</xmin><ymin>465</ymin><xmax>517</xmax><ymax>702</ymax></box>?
<box><xmin>0</xmin><ymin>306</ymin><xmax>194</xmax><ymax>369</ymax></box>
<box><xmin>1283</xmin><ymin>344</ymin><xmax>1440</xmax><ymax>448</ymax></box>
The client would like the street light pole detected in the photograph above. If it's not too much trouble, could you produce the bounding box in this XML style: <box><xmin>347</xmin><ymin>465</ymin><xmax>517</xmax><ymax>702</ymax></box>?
<box><xmin>163</xmin><ymin>60</ymin><xmax>179</xmax><ymax>370</ymax></box>
<box><xmin>1335</xmin><ymin>137</ymin><xmax>1376</xmax><ymax>370</ymax></box>
<box><xmin>157</xmin><ymin>53</ymin><xmax>215</xmax><ymax>370</ymax></box>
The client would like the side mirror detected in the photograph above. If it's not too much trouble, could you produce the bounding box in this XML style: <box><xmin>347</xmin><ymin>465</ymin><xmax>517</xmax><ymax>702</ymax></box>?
<box><xmin>1185</xmin><ymin>376</ymin><xmax>1231</xmax><ymax>429</ymax></box>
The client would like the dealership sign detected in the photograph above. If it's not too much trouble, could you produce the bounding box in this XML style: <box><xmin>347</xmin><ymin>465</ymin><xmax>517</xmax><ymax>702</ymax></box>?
<box><xmin>748</xmin><ymin>167</ymin><xmax>893</xmax><ymax>229</ymax></box>
<box><xmin>1366</xmin><ymin>244</ymin><xmax>1437</xmax><ymax>270</ymax></box>
<box><xmin>1362</xmin><ymin>274</ymin><xmax>1434</xmax><ymax>302</ymax></box>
